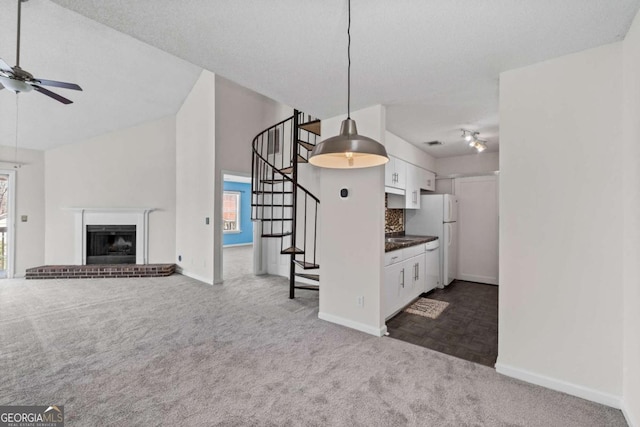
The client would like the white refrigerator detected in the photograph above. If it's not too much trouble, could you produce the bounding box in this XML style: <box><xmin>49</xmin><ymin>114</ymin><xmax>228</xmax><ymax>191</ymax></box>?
<box><xmin>405</xmin><ymin>194</ymin><xmax>458</xmax><ymax>287</ymax></box>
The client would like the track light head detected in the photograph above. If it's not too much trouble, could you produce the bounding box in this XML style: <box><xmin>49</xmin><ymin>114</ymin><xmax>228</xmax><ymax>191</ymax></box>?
<box><xmin>461</xmin><ymin>129</ymin><xmax>486</xmax><ymax>152</ymax></box>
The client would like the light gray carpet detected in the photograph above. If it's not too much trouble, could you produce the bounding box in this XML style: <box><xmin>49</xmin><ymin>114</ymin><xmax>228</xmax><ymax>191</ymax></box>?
<box><xmin>0</xmin><ymin>274</ymin><xmax>626</xmax><ymax>426</ymax></box>
<box><xmin>223</xmin><ymin>245</ymin><xmax>254</xmax><ymax>280</ymax></box>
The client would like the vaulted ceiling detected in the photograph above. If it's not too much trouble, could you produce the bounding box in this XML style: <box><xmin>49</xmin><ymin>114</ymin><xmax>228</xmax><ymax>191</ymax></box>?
<box><xmin>2</xmin><ymin>1</ymin><xmax>639</xmax><ymax>157</ymax></box>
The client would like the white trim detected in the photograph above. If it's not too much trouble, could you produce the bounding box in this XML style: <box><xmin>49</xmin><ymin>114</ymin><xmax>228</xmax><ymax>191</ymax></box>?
<box><xmin>176</xmin><ymin>268</ymin><xmax>214</xmax><ymax>285</ymax></box>
<box><xmin>495</xmin><ymin>362</ymin><xmax>622</xmax><ymax>409</ymax></box>
<box><xmin>384</xmin><ymin>186</ymin><xmax>405</xmax><ymax>196</ymax></box>
<box><xmin>456</xmin><ymin>273</ymin><xmax>498</xmax><ymax>285</ymax></box>
<box><xmin>223</xmin><ymin>174</ymin><xmax>252</xmax><ymax>184</ymax></box>
<box><xmin>68</xmin><ymin>207</ymin><xmax>155</xmax><ymax>265</ymax></box>
<box><xmin>223</xmin><ymin>242</ymin><xmax>253</xmax><ymax>248</ymax></box>
<box><xmin>0</xmin><ymin>169</ymin><xmax>16</xmax><ymax>278</ymax></box>
<box><xmin>318</xmin><ymin>312</ymin><xmax>387</xmax><ymax>337</ymax></box>
<box><xmin>622</xmin><ymin>401</ymin><xmax>638</xmax><ymax>427</ymax></box>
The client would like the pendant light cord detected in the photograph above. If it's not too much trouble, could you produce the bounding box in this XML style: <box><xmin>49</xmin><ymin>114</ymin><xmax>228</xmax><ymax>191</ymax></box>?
<box><xmin>16</xmin><ymin>0</ymin><xmax>22</xmax><ymax>67</ymax></box>
<box><xmin>347</xmin><ymin>0</ymin><xmax>351</xmax><ymax>119</ymax></box>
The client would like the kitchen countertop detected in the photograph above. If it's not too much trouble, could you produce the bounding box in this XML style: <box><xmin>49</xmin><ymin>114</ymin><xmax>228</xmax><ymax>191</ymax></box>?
<box><xmin>385</xmin><ymin>234</ymin><xmax>438</xmax><ymax>252</ymax></box>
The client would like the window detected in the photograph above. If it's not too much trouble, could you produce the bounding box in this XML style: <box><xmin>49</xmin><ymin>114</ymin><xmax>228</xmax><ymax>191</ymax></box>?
<box><xmin>223</xmin><ymin>191</ymin><xmax>241</xmax><ymax>233</ymax></box>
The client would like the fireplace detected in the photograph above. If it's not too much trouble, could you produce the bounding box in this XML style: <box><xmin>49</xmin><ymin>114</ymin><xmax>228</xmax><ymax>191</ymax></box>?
<box><xmin>86</xmin><ymin>225</ymin><xmax>136</xmax><ymax>264</ymax></box>
<box><xmin>71</xmin><ymin>208</ymin><xmax>155</xmax><ymax>265</ymax></box>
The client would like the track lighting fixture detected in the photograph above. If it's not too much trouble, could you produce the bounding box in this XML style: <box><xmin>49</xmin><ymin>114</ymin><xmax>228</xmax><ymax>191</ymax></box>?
<box><xmin>472</xmin><ymin>140</ymin><xmax>487</xmax><ymax>152</ymax></box>
<box><xmin>461</xmin><ymin>129</ymin><xmax>487</xmax><ymax>153</ymax></box>
<box><xmin>462</xmin><ymin>130</ymin><xmax>477</xmax><ymax>143</ymax></box>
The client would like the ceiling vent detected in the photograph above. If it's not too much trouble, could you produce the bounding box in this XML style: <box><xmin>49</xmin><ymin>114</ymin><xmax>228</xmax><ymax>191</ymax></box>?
<box><xmin>424</xmin><ymin>140</ymin><xmax>443</xmax><ymax>146</ymax></box>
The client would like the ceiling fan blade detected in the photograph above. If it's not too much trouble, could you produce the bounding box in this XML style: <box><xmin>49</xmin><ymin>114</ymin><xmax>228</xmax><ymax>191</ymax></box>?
<box><xmin>32</xmin><ymin>85</ymin><xmax>73</xmax><ymax>104</ymax></box>
<box><xmin>0</xmin><ymin>58</ymin><xmax>13</xmax><ymax>73</ymax></box>
<box><xmin>35</xmin><ymin>79</ymin><xmax>82</xmax><ymax>91</ymax></box>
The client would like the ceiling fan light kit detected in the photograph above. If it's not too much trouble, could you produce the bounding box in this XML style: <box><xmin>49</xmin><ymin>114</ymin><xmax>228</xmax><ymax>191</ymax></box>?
<box><xmin>308</xmin><ymin>0</ymin><xmax>388</xmax><ymax>169</ymax></box>
<box><xmin>0</xmin><ymin>0</ymin><xmax>82</xmax><ymax>104</ymax></box>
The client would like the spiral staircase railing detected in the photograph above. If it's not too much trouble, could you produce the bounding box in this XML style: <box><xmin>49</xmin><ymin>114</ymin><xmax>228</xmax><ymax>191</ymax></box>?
<box><xmin>251</xmin><ymin>110</ymin><xmax>321</xmax><ymax>298</ymax></box>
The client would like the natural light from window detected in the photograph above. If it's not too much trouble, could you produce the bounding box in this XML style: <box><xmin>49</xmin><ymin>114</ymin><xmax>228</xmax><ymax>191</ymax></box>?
<box><xmin>223</xmin><ymin>191</ymin><xmax>241</xmax><ymax>233</ymax></box>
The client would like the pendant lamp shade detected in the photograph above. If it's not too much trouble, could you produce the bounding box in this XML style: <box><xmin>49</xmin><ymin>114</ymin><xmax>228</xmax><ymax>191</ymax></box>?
<box><xmin>309</xmin><ymin>119</ymin><xmax>389</xmax><ymax>169</ymax></box>
<box><xmin>307</xmin><ymin>0</ymin><xmax>389</xmax><ymax>169</ymax></box>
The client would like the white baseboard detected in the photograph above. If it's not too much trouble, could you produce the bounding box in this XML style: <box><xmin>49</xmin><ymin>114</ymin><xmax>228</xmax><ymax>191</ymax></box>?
<box><xmin>222</xmin><ymin>243</ymin><xmax>253</xmax><ymax>248</ymax></box>
<box><xmin>457</xmin><ymin>273</ymin><xmax>498</xmax><ymax>285</ymax></box>
<box><xmin>622</xmin><ymin>401</ymin><xmax>638</xmax><ymax>427</ymax></box>
<box><xmin>176</xmin><ymin>268</ymin><xmax>214</xmax><ymax>285</ymax></box>
<box><xmin>495</xmin><ymin>362</ymin><xmax>622</xmax><ymax>409</ymax></box>
<box><xmin>318</xmin><ymin>311</ymin><xmax>387</xmax><ymax>337</ymax></box>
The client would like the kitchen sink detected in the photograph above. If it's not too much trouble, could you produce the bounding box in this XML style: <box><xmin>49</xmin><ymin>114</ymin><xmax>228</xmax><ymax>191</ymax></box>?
<box><xmin>385</xmin><ymin>237</ymin><xmax>415</xmax><ymax>243</ymax></box>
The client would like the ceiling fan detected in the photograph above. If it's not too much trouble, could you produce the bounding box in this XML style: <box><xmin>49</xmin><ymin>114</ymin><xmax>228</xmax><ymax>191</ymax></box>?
<box><xmin>0</xmin><ymin>0</ymin><xmax>82</xmax><ymax>104</ymax></box>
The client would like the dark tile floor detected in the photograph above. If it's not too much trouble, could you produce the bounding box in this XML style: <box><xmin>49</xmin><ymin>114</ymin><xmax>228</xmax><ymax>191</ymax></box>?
<box><xmin>386</xmin><ymin>280</ymin><xmax>498</xmax><ymax>367</ymax></box>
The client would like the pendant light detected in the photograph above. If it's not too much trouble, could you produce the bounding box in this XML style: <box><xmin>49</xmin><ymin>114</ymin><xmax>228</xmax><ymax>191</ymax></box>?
<box><xmin>308</xmin><ymin>0</ymin><xmax>388</xmax><ymax>169</ymax></box>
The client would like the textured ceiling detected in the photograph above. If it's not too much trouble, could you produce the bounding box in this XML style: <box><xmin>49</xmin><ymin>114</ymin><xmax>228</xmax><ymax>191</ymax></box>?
<box><xmin>0</xmin><ymin>1</ymin><xmax>201</xmax><ymax>151</ymax></box>
<box><xmin>3</xmin><ymin>1</ymin><xmax>640</xmax><ymax>157</ymax></box>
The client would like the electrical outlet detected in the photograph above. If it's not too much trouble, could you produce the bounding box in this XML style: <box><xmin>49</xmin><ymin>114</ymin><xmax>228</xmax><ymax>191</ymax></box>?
<box><xmin>356</xmin><ymin>296</ymin><xmax>364</xmax><ymax>307</ymax></box>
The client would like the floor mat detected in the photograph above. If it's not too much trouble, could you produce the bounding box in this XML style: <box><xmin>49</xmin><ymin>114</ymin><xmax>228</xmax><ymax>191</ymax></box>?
<box><xmin>404</xmin><ymin>297</ymin><xmax>449</xmax><ymax>319</ymax></box>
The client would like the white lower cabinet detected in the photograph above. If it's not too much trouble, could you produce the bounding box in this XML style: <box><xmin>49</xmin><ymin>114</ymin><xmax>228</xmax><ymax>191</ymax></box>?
<box><xmin>383</xmin><ymin>245</ymin><xmax>428</xmax><ymax>320</ymax></box>
<box><xmin>383</xmin><ymin>260</ymin><xmax>406</xmax><ymax>318</ymax></box>
<box><xmin>408</xmin><ymin>254</ymin><xmax>426</xmax><ymax>296</ymax></box>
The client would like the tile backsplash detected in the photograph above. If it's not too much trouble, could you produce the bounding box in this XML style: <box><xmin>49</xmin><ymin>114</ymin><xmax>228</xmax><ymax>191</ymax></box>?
<box><xmin>385</xmin><ymin>194</ymin><xmax>404</xmax><ymax>233</ymax></box>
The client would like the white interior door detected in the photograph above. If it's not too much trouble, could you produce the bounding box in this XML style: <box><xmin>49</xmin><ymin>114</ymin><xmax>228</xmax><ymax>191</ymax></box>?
<box><xmin>453</xmin><ymin>175</ymin><xmax>499</xmax><ymax>285</ymax></box>
<box><xmin>0</xmin><ymin>170</ymin><xmax>15</xmax><ymax>278</ymax></box>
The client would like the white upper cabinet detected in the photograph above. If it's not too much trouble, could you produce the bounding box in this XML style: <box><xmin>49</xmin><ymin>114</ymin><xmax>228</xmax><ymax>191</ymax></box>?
<box><xmin>386</xmin><ymin>157</ymin><xmax>436</xmax><ymax>209</ymax></box>
<box><xmin>385</xmin><ymin>156</ymin><xmax>406</xmax><ymax>190</ymax></box>
<box><xmin>404</xmin><ymin>163</ymin><xmax>421</xmax><ymax>209</ymax></box>
<box><xmin>419</xmin><ymin>168</ymin><xmax>436</xmax><ymax>192</ymax></box>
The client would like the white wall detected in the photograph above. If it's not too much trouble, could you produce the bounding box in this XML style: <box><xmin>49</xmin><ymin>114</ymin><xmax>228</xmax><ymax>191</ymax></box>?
<box><xmin>318</xmin><ymin>105</ymin><xmax>386</xmax><ymax>336</ymax></box>
<box><xmin>44</xmin><ymin>117</ymin><xmax>176</xmax><ymax>266</ymax></box>
<box><xmin>498</xmin><ymin>43</ymin><xmax>624</xmax><ymax>405</ymax></box>
<box><xmin>176</xmin><ymin>70</ymin><xmax>216</xmax><ymax>284</ymax></box>
<box><xmin>434</xmin><ymin>152</ymin><xmax>499</xmax><ymax>194</ymax></box>
<box><xmin>214</xmin><ymin>75</ymin><xmax>292</xmax><ymax>283</ymax></box>
<box><xmin>385</xmin><ymin>131</ymin><xmax>436</xmax><ymax>172</ymax></box>
<box><xmin>622</xmin><ymin>8</ymin><xmax>640</xmax><ymax>426</ymax></box>
<box><xmin>215</xmin><ymin>75</ymin><xmax>292</xmax><ymax>175</ymax></box>
<box><xmin>436</xmin><ymin>152</ymin><xmax>499</xmax><ymax>177</ymax></box>
<box><xmin>0</xmin><ymin>148</ymin><xmax>44</xmax><ymax>276</ymax></box>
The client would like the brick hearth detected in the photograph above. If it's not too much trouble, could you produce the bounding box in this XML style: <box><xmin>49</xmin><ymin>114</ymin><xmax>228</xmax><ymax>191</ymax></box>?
<box><xmin>26</xmin><ymin>264</ymin><xmax>176</xmax><ymax>280</ymax></box>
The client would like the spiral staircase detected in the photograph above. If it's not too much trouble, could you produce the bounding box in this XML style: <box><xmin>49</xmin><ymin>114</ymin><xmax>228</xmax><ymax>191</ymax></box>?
<box><xmin>251</xmin><ymin>110</ymin><xmax>321</xmax><ymax>299</ymax></box>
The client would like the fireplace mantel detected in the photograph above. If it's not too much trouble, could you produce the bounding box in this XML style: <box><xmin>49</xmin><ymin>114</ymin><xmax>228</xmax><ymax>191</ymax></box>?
<box><xmin>68</xmin><ymin>208</ymin><xmax>156</xmax><ymax>265</ymax></box>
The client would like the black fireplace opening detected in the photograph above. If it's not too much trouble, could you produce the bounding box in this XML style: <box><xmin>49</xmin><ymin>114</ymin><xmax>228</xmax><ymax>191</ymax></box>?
<box><xmin>86</xmin><ymin>225</ymin><xmax>136</xmax><ymax>265</ymax></box>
